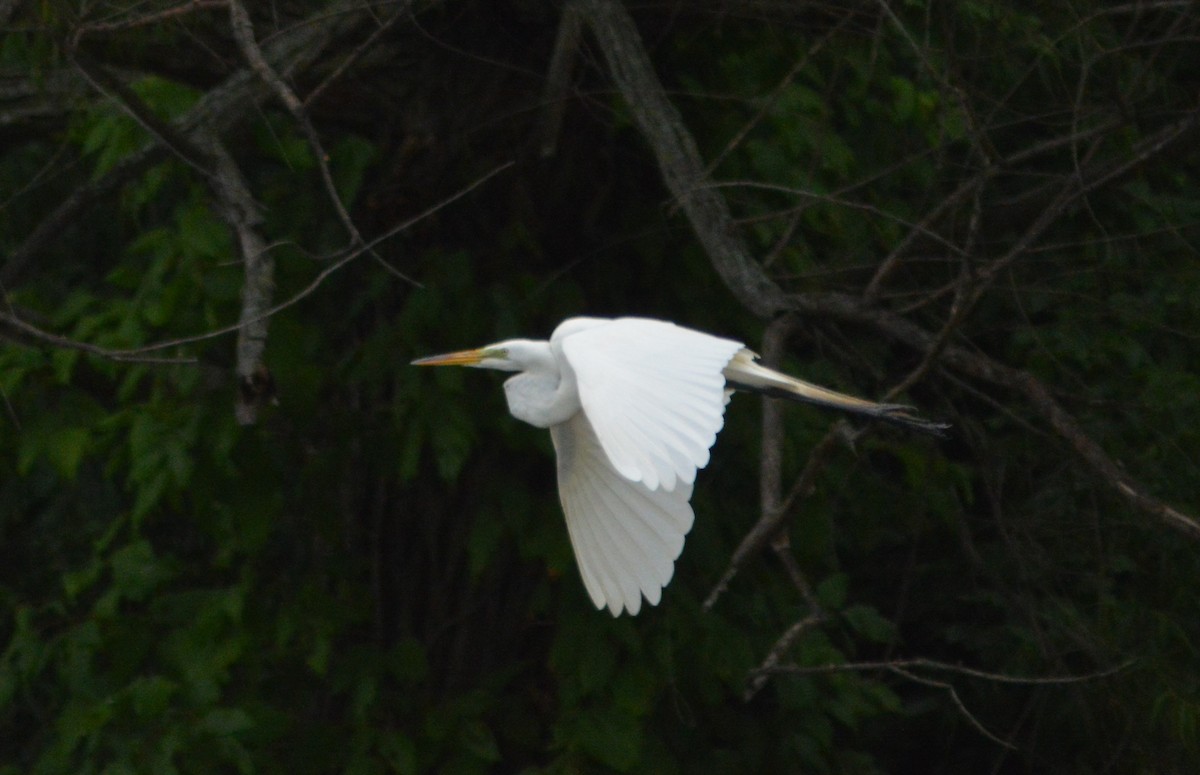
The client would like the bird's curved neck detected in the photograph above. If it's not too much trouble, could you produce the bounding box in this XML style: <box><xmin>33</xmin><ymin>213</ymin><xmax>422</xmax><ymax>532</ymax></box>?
<box><xmin>502</xmin><ymin>341</ymin><xmax>580</xmax><ymax>428</ymax></box>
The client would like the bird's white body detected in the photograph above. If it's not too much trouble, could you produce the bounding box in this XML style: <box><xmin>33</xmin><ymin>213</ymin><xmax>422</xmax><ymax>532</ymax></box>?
<box><xmin>413</xmin><ymin>316</ymin><xmax>944</xmax><ymax>616</ymax></box>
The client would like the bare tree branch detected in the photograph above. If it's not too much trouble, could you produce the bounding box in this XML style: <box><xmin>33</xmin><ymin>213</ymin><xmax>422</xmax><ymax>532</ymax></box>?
<box><xmin>0</xmin><ymin>309</ymin><xmax>196</xmax><ymax>364</ymax></box>
<box><xmin>200</xmin><ymin>132</ymin><xmax>276</xmax><ymax>425</ymax></box>
<box><xmin>574</xmin><ymin>0</ymin><xmax>791</xmax><ymax>317</ymax></box>
<box><xmin>760</xmin><ymin>655</ymin><xmax>1135</xmax><ymax>684</ymax></box>
<box><xmin>890</xmin><ymin>666</ymin><xmax>1018</xmax><ymax>750</ymax></box>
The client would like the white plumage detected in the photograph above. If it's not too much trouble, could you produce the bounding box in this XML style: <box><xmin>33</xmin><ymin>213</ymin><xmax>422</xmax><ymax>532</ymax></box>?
<box><xmin>413</xmin><ymin>316</ymin><xmax>945</xmax><ymax>616</ymax></box>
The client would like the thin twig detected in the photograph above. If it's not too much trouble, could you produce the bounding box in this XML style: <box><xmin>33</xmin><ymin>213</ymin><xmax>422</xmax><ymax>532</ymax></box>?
<box><xmin>73</xmin><ymin>0</ymin><xmax>228</xmax><ymax>36</ymax></box>
<box><xmin>0</xmin><ymin>311</ymin><xmax>196</xmax><ymax>364</ymax></box>
<box><xmin>701</xmin><ymin>22</ymin><xmax>842</xmax><ymax>178</ymax></box>
<box><xmin>304</xmin><ymin>7</ymin><xmax>406</xmax><ymax>108</ymax></box>
<box><xmin>742</xmin><ymin>613</ymin><xmax>826</xmax><ymax>701</ymax></box>
<box><xmin>228</xmin><ymin>0</ymin><xmax>416</xmax><ymax>284</ymax></box>
<box><xmin>760</xmin><ymin>656</ymin><xmax>1133</xmax><ymax>746</ymax></box>
<box><xmin>760</xmin><ymin>656</ymin><xmax>1135</xmax><ymax>684</ymax></box>
<box><xmin>713</xmin><ymin>179</ymin><xmax>965</xmax><ymax>256</ymax></box>
<box><xmin>890</xmin><ymin>666</ymin><xmax>1017</xmax><ymax>750</ymax></box>
<box><xmin>66</xmin><ymin>47</ymin><xmax>214</xmax><ymax>178</ymax></box>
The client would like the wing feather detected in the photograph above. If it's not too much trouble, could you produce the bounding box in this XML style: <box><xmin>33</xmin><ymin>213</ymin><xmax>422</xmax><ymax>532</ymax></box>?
<box><xmin>556</xmin><ymin>318</ymin><xmax>743</xmax><ymax>491</ymax></box>
<box><xmin>551</xmin><ymin>412</ymin><xmax>694</xmax><ymax>616</ymax></box>
<box><xmin>586</xmin><ymin>483</ymin><xmax>653</xmax><ymax>615</ymax></box>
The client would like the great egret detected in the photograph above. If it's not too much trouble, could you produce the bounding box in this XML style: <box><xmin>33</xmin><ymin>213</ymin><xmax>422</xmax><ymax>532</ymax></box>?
<box><xmin>413</xmin><ymin>316</ymin><xmax>945</xmax><ymax>616</ymax></box>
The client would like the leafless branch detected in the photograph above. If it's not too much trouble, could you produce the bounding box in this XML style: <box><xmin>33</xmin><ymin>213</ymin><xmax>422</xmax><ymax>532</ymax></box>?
<box><xmin>742</xmin><ymin>613</ymin><xmax>826</xmax><ymax>701</ymax></box>
<box><xmin>230</xmin><ymin>0</ymin><xmax>419</xmax><ymax>285</ymax></box>
<box><xmin>890</xmin><ymin>666</ymin><xmax>1018</xmax><ymax>749</ymax></box>
<box><xmin>229</xmin><ymin>3</ymin><xmax>339</xmax><ymax>230</ymax></box>
<box><xmin>0</xmin><ymin>310</ymin><xmax>196</xmax><ymax>364</ymax></box>
<box><xmin>759</xmin><ymin>655</ymin><xmax>1135</xmax><ymax>684</ymax></box>
<box><xmin>200</xmin><ymin>132</ymin><xmax>276</xmax><ymax>424</ymax></box>
<box><xmin>715</xmin><ymin>179</ymin><xmax>966</xmax><ymax>256</ymax></box>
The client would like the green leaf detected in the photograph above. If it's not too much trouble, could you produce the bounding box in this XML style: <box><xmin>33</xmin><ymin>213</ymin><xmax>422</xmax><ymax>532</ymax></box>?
<box><xmin>568</xmin><ymin>707</ymin><xmax>642</xmax><ymax>771</ymax></box>
<box><xmin>45</xmin><ymin>427</ymin><xmax>91</xmax><ymax>480</ymax></box>
<box><xmin>842</xmin><ymin>605</ymin><xmax>896</xmax><ymax>644</ymax></box>
<box><xmin>63</xmin><ymin>557</ymin><xmax>104</xmax><ymax>601</ymax></box>
<box><xmin>199</xmin><ymin>707</ymin><xmax>253</xmax><ymax>737</ymax></box>
<box><xmin>110</xmin><ymin>540</ymin><xmax>170</xmax><ymax>601</ymax></box>
<box><xmin>129</xmin><ymin>675</ymin><xmax>178</xmax><ymax>718</ymax></box>
<box><xmin>816</xmin><ymin>573</ymin><xmax>849</xmax><ymax>610</ymax></box>
<box><xmin>51</xmin><ymin>348</ymin><xmax>81</xmax><ymax>384</ymax></box>
<box><xmin>130</xmin><ymin>75</ymin><xmax>200</xmax><ymax>119</ymax></box>
<box><xmin>54</xmin><ymin>697</ymin><xmax>114</xmax><ymax>751</ymax></box>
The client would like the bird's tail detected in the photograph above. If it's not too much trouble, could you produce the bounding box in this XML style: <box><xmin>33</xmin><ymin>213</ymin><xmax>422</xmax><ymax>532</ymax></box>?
<box><xmin>722</xmin><ymin>350</ymin><xmax>950</xmax><ymax>437</ymax></box>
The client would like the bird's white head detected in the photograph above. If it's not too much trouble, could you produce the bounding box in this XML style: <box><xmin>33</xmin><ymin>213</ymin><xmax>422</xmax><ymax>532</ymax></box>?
<box><xmin>411</xmin><ymin>338</ymin><xmax>553</xmax><ymax>374</ymax></box>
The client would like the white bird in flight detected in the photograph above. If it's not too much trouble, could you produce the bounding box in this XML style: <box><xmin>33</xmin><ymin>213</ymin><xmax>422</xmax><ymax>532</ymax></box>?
<box><xmin>413</xmin><ymin>317</ymin><xmax>946</xmax><ymax>616</ymax></box>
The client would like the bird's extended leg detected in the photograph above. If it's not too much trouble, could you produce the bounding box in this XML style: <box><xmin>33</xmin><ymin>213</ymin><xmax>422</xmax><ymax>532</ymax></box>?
<box><xmin>722</xmin><ymin>350</ymin><xmax>949</xmax><ymax>436</ymax></box>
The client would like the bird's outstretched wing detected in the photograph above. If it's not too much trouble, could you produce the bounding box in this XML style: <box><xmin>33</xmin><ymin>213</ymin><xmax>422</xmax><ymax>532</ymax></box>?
<box><xmin>551</xmin><ymin>412</ymin><xmax>694</xmax><ymax>616</ymax></box>
<box><xmin>557</xmin><ymin>318</ymin><xmax>744</xmax><ymax>491</ymax></box>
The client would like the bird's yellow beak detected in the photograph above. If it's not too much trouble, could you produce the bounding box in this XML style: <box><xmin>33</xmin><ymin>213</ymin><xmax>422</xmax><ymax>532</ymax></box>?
<box><xmin>410</xmin><ymin>348</ymin><xmax>487</xmax><ymax>367</ymax></box>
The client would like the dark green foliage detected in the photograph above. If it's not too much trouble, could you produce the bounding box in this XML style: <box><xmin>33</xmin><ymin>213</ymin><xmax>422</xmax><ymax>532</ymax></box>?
<box><xmin>2</xmin><ymin>1</ymin><xmax>1199</xmax><ymax>772</ymax></box>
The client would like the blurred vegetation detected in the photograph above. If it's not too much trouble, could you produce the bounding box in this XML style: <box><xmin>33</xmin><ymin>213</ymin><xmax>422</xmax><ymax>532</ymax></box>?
<box><xmin>2</xmin><ymin>1</ymin><xmax>1199</xmax><ymax>772</ymax></box>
